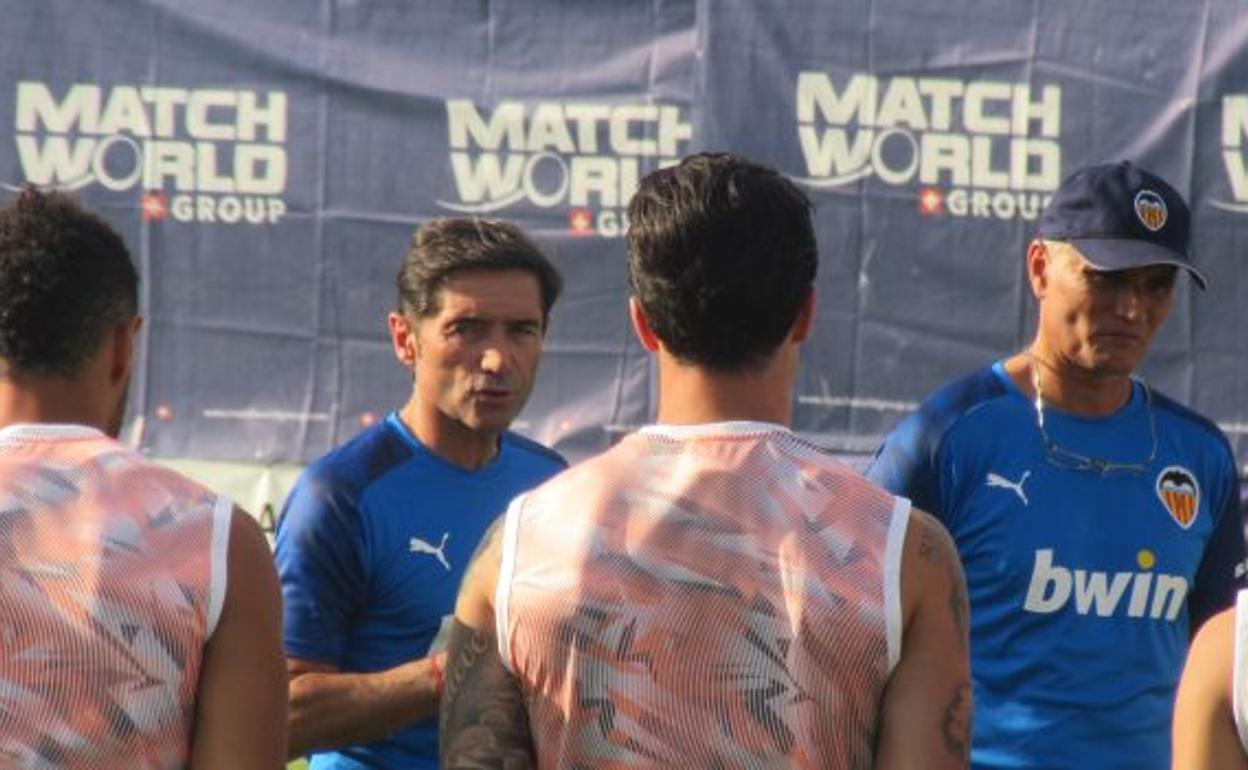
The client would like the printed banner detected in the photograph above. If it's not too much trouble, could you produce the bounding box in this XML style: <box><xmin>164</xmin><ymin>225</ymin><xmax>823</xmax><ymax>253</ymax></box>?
<box><xmin>1</xmin><ymin>0</ymin><xmax>1245</xmax><ymax>474</ymax></box>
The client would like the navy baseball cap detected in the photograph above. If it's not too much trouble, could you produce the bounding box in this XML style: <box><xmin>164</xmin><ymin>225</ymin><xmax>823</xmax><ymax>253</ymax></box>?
<box><xmin>1037</xmin><ymin>160</ymin><xmax>1207</xmax><ymax>289</ymax></box>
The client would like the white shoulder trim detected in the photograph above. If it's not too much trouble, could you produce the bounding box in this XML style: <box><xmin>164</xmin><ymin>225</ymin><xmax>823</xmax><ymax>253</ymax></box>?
<box><xmin>883</xmin><ymin>495</ymin><xmax>912</xmax><ymax>675</ymax></box>
<box><xmin>205</xmin><ymin>495</ymin><xmax>233</xmax><ymax>638</ymax></box>
<box><xmin>1233</xmin><ymin>591</ymin><xmax>1248</xmax><ymax>753</ymax></box>
<box><xmin>494</xmin><ymin>493</ymin><xmax>527</xmax><ymax>675</ymax></box>
<box><xmin>639</xmin><ymin>421</ymin><xmax>791</xmax><ymax>439</ymax></box>
<box><xmin>0</xmin><ymin>423</ymin><xmax>104</xmax><ymax>441</ymax></box>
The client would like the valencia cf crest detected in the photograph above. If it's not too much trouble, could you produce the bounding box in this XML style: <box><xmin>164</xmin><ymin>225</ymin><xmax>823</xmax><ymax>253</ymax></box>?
<box><xmin>1156</xmin><ymin>466</ymin><xmax>1200</xmax><ymax>529</ymax></box>
<box><xmin>1134</xmin><ymin>190</ymin><xmax>1168</xmax><ymax>232</ymax></box>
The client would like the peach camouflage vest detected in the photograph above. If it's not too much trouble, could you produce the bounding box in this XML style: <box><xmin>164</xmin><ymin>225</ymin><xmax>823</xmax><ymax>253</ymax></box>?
<box><xmin>0</xmin><ymin>424</ymin><xmax>231</xmax><ymax>769</ymax></box>
<box><xmin>496</xmin><ymin>422</ymin><xmax>910</xmax><ymax>770</ymax></box>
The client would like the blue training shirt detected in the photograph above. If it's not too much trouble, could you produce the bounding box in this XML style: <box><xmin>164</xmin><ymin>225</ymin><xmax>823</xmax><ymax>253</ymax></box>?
<box><xmin>867</xmin><ymin>362</ymin><xmax>1244</xmax><ymax>770</ymax></box>
<box><xmin>275</xmin><ymin>412</ymin><xmax>566</xmax><ymax>770</ymax></box>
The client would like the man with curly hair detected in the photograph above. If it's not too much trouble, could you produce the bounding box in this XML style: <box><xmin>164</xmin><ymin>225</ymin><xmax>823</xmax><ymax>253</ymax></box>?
<box><xmin>0</xmin><ymin>188</ymin><xmax>286</xmax><ymax>769</ymax></box>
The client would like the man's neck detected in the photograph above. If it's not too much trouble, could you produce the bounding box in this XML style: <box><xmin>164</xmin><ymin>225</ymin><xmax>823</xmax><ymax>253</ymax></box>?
<box><xmin>1003</xmin><ymin>348</ymin><xmax>1134</xmax><ymax>417</ymax></box>
<box><xmin>398</xmin><ymin>398</ymin><xmax>501</xmax><ymax>471</ymax></box>
<box><xmin>0</xmin><ymin>376</ymin><xmax>104</xmax><ymax>431</ymax></box>
<box><xmin>653</xmin><ymin>350</ymin><xmax>794</xmax><ymax>427</ymax></box>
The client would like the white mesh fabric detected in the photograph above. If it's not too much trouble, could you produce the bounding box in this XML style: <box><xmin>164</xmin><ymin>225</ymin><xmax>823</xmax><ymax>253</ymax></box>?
<box><xmin>0</xmin><ymin>426</ymin><xmax>218</xmax><ymax>769</ymax></box>
<box><xmin>502</xmin><ymin>422</ymin><xmax>906</xmax><ymax>770</ymax></box>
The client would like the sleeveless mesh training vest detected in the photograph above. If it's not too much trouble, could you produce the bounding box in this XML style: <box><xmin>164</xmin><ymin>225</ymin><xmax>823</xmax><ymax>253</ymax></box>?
<box><xmin>496</xmin><ymin>422</ymin><xmax>910</xmax><ymax>770</ymax></box>
<box><xmin>0</xmin><ymin>425</ymin><xmax>231</xmax><ymax>769</ymax></box>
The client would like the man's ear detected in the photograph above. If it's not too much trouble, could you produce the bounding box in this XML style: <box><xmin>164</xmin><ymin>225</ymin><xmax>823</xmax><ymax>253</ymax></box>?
<box><xmin>388</xmin><ymin>312</ymin><xmax>418</xmax><ymax>369</ymax></box>
<box><xmin>628</xmin><ymin>297</ymin><xmax>660</xmax><ymax>353</ymax></box>
<box><xmin>790</xmin><ymin>288</ymin><xmax>815</xmax><ymax>343</ymax></box>
<box><xmin>108</xmin><ymin>315</ymin><xmax>142</xmax><ymax>385</ymax></box>
<box><xmin>1027</xmin><ymin>239</ymin><xmax>1050</xmax><ymax>300</ymax></box>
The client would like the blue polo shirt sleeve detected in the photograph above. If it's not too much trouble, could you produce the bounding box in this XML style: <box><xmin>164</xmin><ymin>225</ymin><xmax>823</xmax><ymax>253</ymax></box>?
<box><xmin>274</xmin><ymin>466</ymin><xmax>368</xmax><ymax>665</ymax></box>
<box><xmin>866</xmin><ymin>366</ymin><xmax>1009</xmax><ymax>528</ymax></box>
<box><xmin>1188</xmin><ymin>464</ymin><xmax>1246</xmax><ymax>633</ymax></box>
<box><xmin>866</xmin><ymin>408</ymin><xmax>943</xmax><ymax>519</ymax></box>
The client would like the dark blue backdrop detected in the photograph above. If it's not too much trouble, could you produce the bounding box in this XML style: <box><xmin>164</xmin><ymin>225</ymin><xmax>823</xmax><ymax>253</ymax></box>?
<box><xmin>2</xmin><ymin>0</ymin><xmax>1245</xmax><ymax>476</ymax></box>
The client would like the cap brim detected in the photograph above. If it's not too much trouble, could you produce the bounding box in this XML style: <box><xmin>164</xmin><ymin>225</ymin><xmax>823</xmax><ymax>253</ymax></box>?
<box><xmin>1069</xmin><ymin>237</ymin><xmax>1208</xmax><ymax>290</ymax></box>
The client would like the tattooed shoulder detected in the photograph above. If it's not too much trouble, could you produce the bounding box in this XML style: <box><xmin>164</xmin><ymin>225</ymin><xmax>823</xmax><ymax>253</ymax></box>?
<box><xmin>911</xmin><ymin>509</ymin><xmax>970</xmax><ymax>650</ymax></box>
<box><xmin>911</xmin><ymin>508</ymin><xmax>957</xmax><ymax>564</ymax></box>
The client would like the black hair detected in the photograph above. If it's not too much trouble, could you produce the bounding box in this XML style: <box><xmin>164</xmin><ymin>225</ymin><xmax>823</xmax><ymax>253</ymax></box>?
<box><xmin>626</xmin><ymin>152</ymin><xmax>817</xmax><ymax>371</ymax></box>
<box><xmin>0</xmin><ymin>187</ymin><xmax>138</xmax><ymax>376</ymax></box>
<box><xmin>397</xmin><ymin>217</ymin><xmax>562</xmax><ymax>325</ymax></box>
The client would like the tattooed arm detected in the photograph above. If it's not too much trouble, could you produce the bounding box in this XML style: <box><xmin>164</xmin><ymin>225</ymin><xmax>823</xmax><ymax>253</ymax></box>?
<box><xmin>439</xmin><ymin>514</ymin><xmax>536</xmax><ymax>770</ymax></box>
<box><xmin>874</xmin><ymin>509</ymin><xmax>972</xmax><ymax>770</ymax></box>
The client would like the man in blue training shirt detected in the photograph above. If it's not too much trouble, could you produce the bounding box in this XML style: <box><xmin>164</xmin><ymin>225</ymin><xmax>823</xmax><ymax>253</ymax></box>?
<box><xmin>275</xmin><ymin>218</ymin><xmax>567</xmax><ymax>768</ymax></box>
<box><xmin>868</xmin><ymin>161</ymin><xmax>1245</xmax><ymax>770</ymax></box>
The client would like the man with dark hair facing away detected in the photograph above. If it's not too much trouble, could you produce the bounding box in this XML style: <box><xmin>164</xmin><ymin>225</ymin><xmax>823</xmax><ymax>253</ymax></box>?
<box><xmin>0</xmin><ymin>188</ymin><xmax>286</xmax><ymax>768</ymax></box>
<box><xmin>276</xmin><ymin>217</ymin><xmax>567</xmax><ymax>768</ymax></box>
<box><xmin>440</xmin><ymin>153</ymin><xmax>972</xmax><ymax>770</ymax></box>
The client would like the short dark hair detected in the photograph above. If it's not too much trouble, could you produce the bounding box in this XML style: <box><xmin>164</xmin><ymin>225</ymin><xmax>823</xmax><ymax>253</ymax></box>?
<box><xmin>0</xmin><ymin>187</ymin><xmax>138</xmax><ymax>376</ymax></box>
<box><xmin>397</xmin><ymin>218</ymin><xmax>562</xmax><ymax>325</ymax></box>
<box><xmin>627</xmin><ymin>152</ymin><xmax>818</xmax><ymax>371</ymax></box>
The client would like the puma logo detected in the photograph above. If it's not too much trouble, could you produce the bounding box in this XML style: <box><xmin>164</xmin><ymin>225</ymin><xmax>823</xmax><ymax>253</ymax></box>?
<box><xmin>410</xmin><ymin>532</ymin><xmax>451</xmax><ymax>571</ymax></box>
<box><xmin>985</xmin><ymin>471</ymin><xmax>1031</xmax><ymax>506</ymax></box>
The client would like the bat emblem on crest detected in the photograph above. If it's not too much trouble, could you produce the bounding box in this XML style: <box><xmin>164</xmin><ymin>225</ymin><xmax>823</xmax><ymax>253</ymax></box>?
<box><xmin>1155</xmin><ymin>466</ymin><xmax>1199</xmax><ymax>529</ymax></box>
<box><xmin>1135</xmin><ymin>189</ymin><xmax>1168</xmax><ymax>232</ymax></box>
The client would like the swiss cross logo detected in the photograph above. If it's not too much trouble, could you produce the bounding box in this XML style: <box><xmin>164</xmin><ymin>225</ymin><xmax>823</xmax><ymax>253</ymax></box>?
<box><xmin>436</xmin><ymin>100</ymin><xmax>691</xmax><ymax>239</ymax></box>
<box><xmin>10</xmin><ymin>82</ymin><xmax>290</xmax><ymax>225</ymax></box>
<box><xmin>569</xmin><ymin>208</ymin><xmax>594</xmax><ymax>235</ymax></box>
<box><xmin>792</xmin><ymin>71</ymin><xmax>1059</xmax><ymax>221</ymax></box>
<box><xmin>918</xmin><ymin>187</ymin><xmax>944</xmax><ymax>216</ymax></box>
<box><xmin>141</xmin><ymin>191</ymin><xmax>168</xmax><ymax>221</ymax></box>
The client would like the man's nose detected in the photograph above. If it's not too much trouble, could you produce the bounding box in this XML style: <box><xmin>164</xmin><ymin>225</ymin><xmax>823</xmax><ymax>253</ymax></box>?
<box><xmin>1113</xmin><ymin>281</ymin><xmax>1148</xmax><ymax>321</ymax></box>
<box><xmin>480</xmin><ymin>346</ymin><xmax>505</xmax><ymax>374</ymax></box>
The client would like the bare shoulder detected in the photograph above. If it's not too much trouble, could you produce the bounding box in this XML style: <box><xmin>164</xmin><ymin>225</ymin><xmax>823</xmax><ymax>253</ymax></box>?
<box><xmin>229</xmin><ymin>506</ymin><xmax>272</xmax><ymax>562</ymax></box>
<box><xmin>904</xmin><ymin>507</ymin><xmax>959</xmax><ymax>567</ymax></box>
<box><xmin>1194</xmin><ymin>604</ymin><xmax>1237</xmax><ymax>650</ymax></box>
<box><xmin>454</xmin><ymin>512</ymin><xmax>509</xmax><ymax>630</ymax></box>
<box><xmin>221</xmin><ymin>505</ymin><xmax>281</xmax><ymax>627</ymax></box>
<box><xmin>1185</xmin><ymin>604</ymin><xmax>1237</xmax><ymax>704</ymax></box>
<box><xmin>191</xmin><ymin>506</ymin><xmax>286</xmax><ymax>769</ymax></box>
<box><xmin>223</xmin><ymin>506</ymin><xmax>280</xmax><ymax>603</ymax></box>
<box><xmin>900</xmin><ymin>507</ymin><xmax>968</xmax><ymax>647</ymax></box>
<box><xmin>463</xmin><ymin>512</ymin><xmax>506</xmax><ymax>585</ymax></box>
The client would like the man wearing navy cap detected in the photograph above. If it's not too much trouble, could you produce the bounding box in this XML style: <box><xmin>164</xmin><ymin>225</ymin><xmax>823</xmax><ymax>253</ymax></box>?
<box><xmin>868</xmin><ymin>160</ymin><xmax>1245</xmax><ymax>769</ymax></box>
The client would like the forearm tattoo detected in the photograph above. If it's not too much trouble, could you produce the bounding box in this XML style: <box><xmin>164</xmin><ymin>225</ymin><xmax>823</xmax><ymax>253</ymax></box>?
<box><xmin>941</xmin><ymin>682</ymin><xmax>972</xmax><ymax>762</ymax></box>
<box><xmin>947</xmin><ymin>563</ymin><xmax>969</xmax><ymax>653</ymax></box>
<box><xmin>439</xmin><ymin>618</ymin><xmax>536</xmax><ymax>770</ymax></box>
